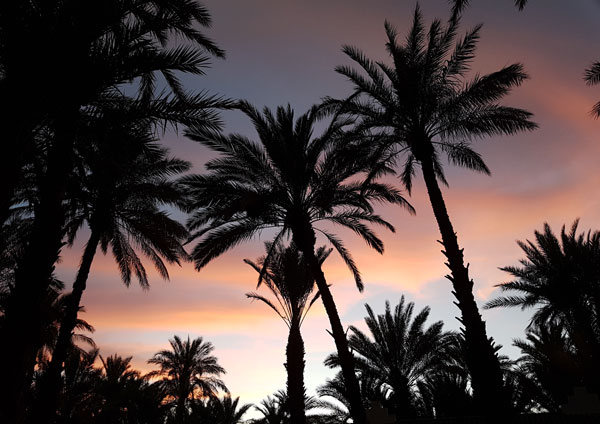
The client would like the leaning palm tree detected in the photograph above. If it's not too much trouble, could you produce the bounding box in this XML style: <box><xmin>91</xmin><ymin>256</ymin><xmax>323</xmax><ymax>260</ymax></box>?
<box><xmin>245</xmin><ymin>241</ymin><xmax>330</xmax><ymax>424</ymax></box>
<box><xmin>181</xmin><ymin>102</ymin><xmax>413</xmax><ymax>423</ymax></box>
<box><xmin>36</xmin><ymin>137</ymin><xmax>190</xmax><ymax>420</ymax></box>
<box><xmin>148</xmin><ymin>335</ymin><xmax>228</xmax><ymax>424</ymax></box>
<box><xmin>326</xmin><ymin>297</ymin><xmax>454</xmax><ymax>418</ymax></box>
<box><xmin>326</xmin><ymin>5</ymin><xmax>536</xmax><ymax>413</ymax></box>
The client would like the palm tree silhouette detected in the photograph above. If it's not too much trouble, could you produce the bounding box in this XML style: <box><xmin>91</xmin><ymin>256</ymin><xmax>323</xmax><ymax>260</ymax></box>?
<box><xmin>326</xmin><ymin>297</ymin><xmax>454</xmax><ymax>418</ymax></box>
<box><xmin>96</xmin><ymin>354</ymin><xmax>143</xmax><ymax>424</ymax></box>
<box><xmin>34</xmin><ymin>135</ymin><xmax>189</xmax><ymax>420</ymax></box>
<box><xmin>0</xmin><ymin>0</ymin><xmax>224</xmax><ymax>222</ymax></box>
<box><xmin>512</xmin><ymin>323</ymin><xmax>581</xmax><ymax>412</ymax></box>
<box><xmin>486</xmin><ymin>221</ymin><xmax>600</xmax><ymax>397</ymax></box>
<box><xmin>317</xmin><ymin>371</ymin><xmax>387</xmax><ymax>423</ymax></box>
<box><xmin>194</xmin><ymin>395</ymin><xmax>253</xmax><ymax>424</ymax></box>
<box><xmin>585</xmin><ymin>62</ymin><xmax>600</xmax><ymax>117</ymax></box>
<box><xmin>245</xmin><ymin>241</ymin><xmax>330</xmax><ymax>424</ymax></box>
<box><xmin>148</xmin><ymin>335</ymin><xmax>228</xmax><ymax>424</ymax></box>
<box><xmin>451</xmin><ymin>0</ymin><xmax>528</xmax><ymax>15</ymax></box>
<box><xmin>181</xmin><ymin>101</ymin><xmax>413</xmax><ymax>423</ymax></box>
<box><xmin>1</xmin><ymin>3</ymin><xmax>226</xmax><ymax>418</ymax></box>
<box><xmin>326</xmin><ymin>5</ymin><xmax>536</xmax><ymax>414</ymax></box>
<box><xmin>253</xmin><ymin>393</ymin><xmax>287</xmax><ymax>424</ymax></box>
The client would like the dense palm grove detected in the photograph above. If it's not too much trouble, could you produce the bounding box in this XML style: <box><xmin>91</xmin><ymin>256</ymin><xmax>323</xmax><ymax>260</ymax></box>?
<box><xmin>0</xmin><ymin>0</ymin><xmax>599</xmax><ymax>423</ymax></box>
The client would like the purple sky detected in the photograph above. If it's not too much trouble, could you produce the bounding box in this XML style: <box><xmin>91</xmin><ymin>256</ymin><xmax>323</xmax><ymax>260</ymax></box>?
<box><xmin>56</xmin><ymin>0</ymin><xmax>600</xmax><ymax>417</ymax></box>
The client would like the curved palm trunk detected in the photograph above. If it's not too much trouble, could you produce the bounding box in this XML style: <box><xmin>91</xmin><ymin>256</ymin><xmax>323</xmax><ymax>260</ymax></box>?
<box><xmin>0</xmin><ymin>109</ymin><xmax>78</xmax><ymax>423</ymax></box>
<box><xmin>420</xmin><ymin>157</ymin><xmax>510</xmax><ymax>415</ymax></box>
<box><xmin>293</xmin><ymin>225</ymin><xmax>366</xmax><ymax>424</ymax></box>
<box><xmin>35</xmin><ymin>230</ymin><xmax>101</xmax><ymax>423</ymax></box>
<box><xmin>286</xmin><ymin>320</ymin><xmax>307</xmax><ymax>424</ymax></box>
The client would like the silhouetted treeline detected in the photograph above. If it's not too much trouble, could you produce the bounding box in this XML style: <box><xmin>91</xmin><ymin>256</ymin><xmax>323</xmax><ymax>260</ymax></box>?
<box><xmin>2</xmin><ymin>1</ymin><xmax>600</xmax><ymax>423</ymax></box>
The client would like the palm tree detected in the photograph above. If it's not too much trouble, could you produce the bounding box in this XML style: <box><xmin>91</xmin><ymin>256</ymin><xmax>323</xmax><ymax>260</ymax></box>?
<box><xmin>451</xmin><ymin>0</ymin><xmax>528</xmax><ymax>15</ymax></box>
<box><xmin>512</xmin><ymin>323</ymin><xmax>582</xmax><ymax>412</ymax></box>
<box><xmin>486</xmin><ymin>221</ymin><xmax>600</xmax><ymax>397</ymax></box>
<box><xmin>326</xmin><ymin>297</ymin><xmax>454</xmax><ymax>418</ymax></box>
<box><xmin>253</xmin><ymin>394</ymin><xmax>287</xmax><ymax>424</ymax></box>
<box><xmin>326</xmin><ymin>5</ymin><xmax>537</xmax><ymax>414</ymax></box>
<box><xmin>96</xmin><ymin>355</ymin><xmax>142</xmax><ymax>424</ymax></box>
<box><xmin>317</xmin><ymin>371</ymin><xmax>388</xmax><ymax>424</ymax></box>
<box><xmin>35</xmin><ymin>134</ymin><xmax>189</xmax><ymax>420</ymax></box>
<box><xmin>585</xmin><ymin>62</ymin><xmax>600</xmax><ymax>117</ymax></box>
<box><xmin>56</xmin><ymin>347</ymin><xmax>103</xmax><ymax>424</ymax></box>
<box><xmin>245</xmin><ymin>241</ymin><xmax>329</xmax><ymax>424</ymax></box>
<box><xmin>148</xmin><ymin>335</ymin><xmax>228</xmax><ymax>424</ymax></box>
<box><xmin>193</xmin><ymin>395</ymin><xmax>253</xmax><ymax>424</ymax></box>
<box><xmin>1</xmin><ymin>2</ymin><xmax>226</xmax><ymax>419</ymax></box>
<box><xmin>181</xmin><ymin>102</ymin><xmax>413</xmax><ymax>423</ymax></box>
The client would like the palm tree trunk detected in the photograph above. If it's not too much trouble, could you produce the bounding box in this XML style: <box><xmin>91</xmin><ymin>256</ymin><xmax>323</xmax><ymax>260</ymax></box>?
<box><xmin>176</xmin><ymin>396</ymin><xmax>187</xmax><ymax>424</ymax></box>
<box><xmin>0</xmin><ymin>109</ymin><xmax>78</xmax><ymax>424</ymax></box>
<box><xmin>420</xmin><ymin>157</ymin><xmax>510</xmax><ymax>415</ymax></box>
<box><xmin>286</xmin><ymin>320</ymin><xmax>307</xmax><ymax>424</ymax></box>
<box><xmin>294</xmin><ymin>229</ymin><xmax>366</xmax><ymax>424</ymax></box>
<box><xmin>35</xmin><ymin>230</ymin><xmax>101</xmax><ymax>423</ymax></box>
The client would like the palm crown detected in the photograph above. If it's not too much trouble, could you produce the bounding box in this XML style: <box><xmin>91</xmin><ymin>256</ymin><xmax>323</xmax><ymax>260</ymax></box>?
<box><xmin>65</xmin><ymin>138</ymin><xmax>190</xmax><ymax>287</ymax></box>
<box><xmin>245</xmin><ymin>241</ymin><xmax>330</xmax><ymax>329</ymax></box>
<box><xmin>148</xmin><ymin>335</ymin><xmax>228</xmax><ymax>408</ymax></box>
<box><xmin>182</xmin><ymin>101</ymin><xmax>413</xmax><ymax>289</ymax></box>
<box><xmin>329</xmin><ymin>5</ymin><xmax>536</xmax><ymax>192</ymax></box>
<box><xmin>327</xmin><ymin>297</ymin><xmax>454</xmax><ymax>417</ymax></box>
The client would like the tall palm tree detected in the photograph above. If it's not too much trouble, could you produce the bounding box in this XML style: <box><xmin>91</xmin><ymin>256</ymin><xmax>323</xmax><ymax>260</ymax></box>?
<box><xmin>486</xmin><ymin>221</ymin><xmax>600</xmax><ymax>397</ymax></box>
<box><xmin>148</xmin><ymin>335</ymin><xmax>228</xmax><ymax>424</ymax></box>
<box><xmin>326</xmin><ymin>5</ymin><xmax>536</xmax><ymax>414</ymax></box>
<box><xmin>34</xmin><ymin>131</ymin><xmax>190</xmax><ymax>420</ymax></box>
<box><xmin>1</xmin><ymin>2</ymin><xmax>226</xmax><ymax>419</ymax></box>
<box><xmin>326</xmin><ymin>297</ymin><xmax>454</xmax><ymax>418</ymax></box>
<box><xmin>245</xmin><ymin>241</ymin><xmax>329</xmax><ymax>424</ymax></box>
<box><xmin>181</xmin><ymin>102</ymin><xmax>413</xmax><ymax>423</ymax></box>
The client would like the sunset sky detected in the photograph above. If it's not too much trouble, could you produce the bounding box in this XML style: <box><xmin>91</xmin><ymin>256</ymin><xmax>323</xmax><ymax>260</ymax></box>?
<box><xmin>55</xmin><ymin>0</ymin><xmax>600</xmax><ymax>415</ymax></box>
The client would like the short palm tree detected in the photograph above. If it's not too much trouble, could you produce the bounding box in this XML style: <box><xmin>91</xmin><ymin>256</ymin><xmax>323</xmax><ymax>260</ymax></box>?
<box><xmin>194</xmin><ymin>395</ymin><xmax>253</xmax><ymax>424</ymax></box>
<box><xmin>148</xmin><ymin>335</ymin><xmax>228</xmax><ymax>424</ymax></box>
<box><xmin>317</xmin><ymin>371</ymin><xmax>386</xmax><ymax>424</ymax></box>
<box><xmin>96</xmin><ymin>355</ymin><xmax>143</xmax><ymax>424</ymax></box>
<box><xmin>513</xmin><ymin>323</ymin><xmax>581</xmax><ymax>412</ymax></box>
<box><xmin>245</xmin><ymin>241</ymin><xmax>329</xmax><ymax>424</ymax></box>
<box><xmin>327</xmin><ymin>297</ymin><xmax>454</xmax><ymax>418</ymax></box>
<box><xmin>326</xmin><ymin>5</ymin><xmax>537</xmax><ymax>413</ymax></box>
<box><xmin>253</xmin><ymin>393</ymin><xmax>287</xmax><ymax>424</ymax></box>
<box><xmin>181</xmin><ymin>102</ymin><xmax>413</xmax><ymax>423</ymax></box>
<box><xmin>486</xmin><ymin>221</ymin><xmax>600</xmax><ymax>397</ymax></box>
